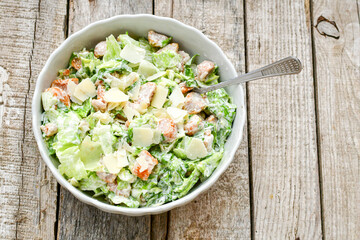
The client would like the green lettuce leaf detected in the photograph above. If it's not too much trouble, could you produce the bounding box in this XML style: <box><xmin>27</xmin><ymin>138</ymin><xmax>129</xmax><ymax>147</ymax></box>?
<box><xmin>173</xmin><ymin>169</ymin><xmax>200</xmax><ymax>197</ymax></box>
<box><xmin>57</xmin><ymin>146</ymin><xmax>87</xmax><ymax>180</ymax></box>
<box><xmin>92</xmin><ymin>122</ymin><xmax>116</xmax><ymax>155</ymax></box>
<box><xmin>81</xmin><ymin>52</ymin><xmax>101</xmax><ymax>72</ymax></box>
<box><xmin>152</xmin><ymin>50</ymin><xmax>181</xmax><ymax>70</ymax></box>
<box><xmin>103</xmin><ymin>34</ymin><xmax>122</xmax><ymax>62</ymax></box>
<box><xmin>97</xmin><ymin>60</ymin><xmax>132</xmax><ymax>72</ymax></box>
<box><xmin>53</xmin><ymin>112</ymin><xmax>81</xmax><ymax>151</ymax></box>
<box><xmin>80</xmin><ymin>136</ymin><xmax>103</xmax><ymax>170</ymax></box>
<box><xmin>41</xmin><ymin>92</ymin><xmax>58</xmax><ymax>111</ymax></box>
<box><xmin>118</xmin><ymin>34</ymin><xmax>140</xmax><ymax>48</ymax></box>
<box><xmin>71</xmin><ymin>98</ymin><xmax>92</xmax><ymax>118</ymax></box>
<box><xmin>197</xmin><ymin>151</ymin><xmax>223</xmax><ymax>178</ymax></box>
<box><xmin>206</xmin><ymin>89</ymin><xmax>236</xmax><ymax>148</ymax></box>
<box><xmin>107</xmin><ymin>193</ymin><xmax>140</xmax><ymax>208</ymax></box>
<box><xmin>79</xmin><ymin>172</ymin><xmax>106</xmax><ymax>191</ymax></box>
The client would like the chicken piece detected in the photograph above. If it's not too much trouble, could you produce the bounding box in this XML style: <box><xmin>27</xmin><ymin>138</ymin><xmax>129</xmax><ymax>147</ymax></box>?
<box><xmin>206</xmin><ymin>115</ymin><xmax>217</xmax><ymax>124</ymax></box>
<box><xmin>94</xmin><ymin>41</ymin><xmax>107</xmax><ymax>58</ymax></box>
<box><xmin>125</xmin><ymin>120</ymin><xmax>131</xmax><ymax>130</ymax></box>
<box><xmin>148</xmin><ymin>30</ymin><xmax>170</xmax><ymax>47</ymax></box>
<box><xmin>131</xmin><ymin>150</ymin><xmax>158</xmax><ymax>181</ymax></box>
<box><xmin>157</xmin><ymin>43</ymin><xmax>179</xmax><ymax>53</ymax></box>
<box><xmin>158</xmin><ymin>118</ymin><xmax>177</xmax><ymax>142</ymax></box>
<box><xmin>196</xmin><ymin>60</ymin><xmax>215</xmax><ymax>81</ymax></box>
<box><xmin>71</xmin><ymin>57</ymin><xmax>82</xmax><ymax>70</ymax></box>
<box><xmin>51</xmin><ymin>78</ymin><xmax>79</xmax><ymax>91</ymax></box>
<box><xmin>96</xmin><ymin>85</ymin><xmax>105</xmax><ymax>99</ymax></box>
<box><xmin>183</xmin><ymin>92</ymin><xmax>207</xmax><ymax>114</ymax></box>
<box><xmin>91</xmin><ymin>85</ymin><xmax>107</xmax><ymax>112</ymax></box>
<box><xmin>96</xmin><ymin>171</ymin><xmax>117</xmax><ymax>183</ymax></box>
<box><xmin>179</xmin><ymin>82</ymin><xmax>193</xmax><ymax>94</ymax></box>
<box><xmin>62</xmin><ymin>69</ymin><xmax>70</xmax><ymax>76</ymax></box>
<box><xmin>95</xmin><ymin>79</ymin><xmax>104</xmax><ymax>87</ymax></box>
<box><xmin>45</xmin><ymin>87</ymin><xmax>71</xmax><ymax>107</ymax></box>
<box><xmin>91</xmin><ymin>99</ymin><xmax>107</xmax><ymax>112</ymax></box>
<box><xmin>136</xmin><ymin>82</ymin><xmax>157</xmax><ymax>107</ymax></box>
<box><xmin>40</xmin><ymin>123</ymin><xmax>58</xmax><ymax>137</ymax></box>
<box><xmin>184</xmin><ymin>115</ymin><xmax>204</xmax><ymax>136</ymax></box>
<box><xmin>108</xmin><ymin>182</ymin><xmax>131</xmax><ymax>198</ymax></box>
<box><xmin>203</xmin><ymin>129</ymin><xmax>214</xmax><ymax>152</ymax></box>
<box><xmin>178</xmin><ymin>51</ymin><xmax>191</xmax><ymax>72</ymax></box>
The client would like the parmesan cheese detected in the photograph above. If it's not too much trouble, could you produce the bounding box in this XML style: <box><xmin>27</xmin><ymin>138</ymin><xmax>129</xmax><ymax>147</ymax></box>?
<box><xmin>120</xmin><ymin>44</ymin><xmax>146</xmax><ymax>63</ymax></box>
<box><xmin>151</xmin><ymin>85</ymin><xmax>168</xmax><ymax>109</ymax></box>
<box><xmin>67</xmin><ymin>81</ymin><xmax>82</xmax><ymax>104</ymax></box>
<box><xmin>123</xmin><ymin>103</ymin><xmax>140</xmax><ymax>121</ymax></box>
<box><xmin>132</xmin><ymin>127</ymin><xmax>154</xmax><ymax>147</ymax></box>
<box><xmin>147</xmin><ymin>71</ymin><xmax>166</xmax><ymax>81</ymax></box>
<box><xmin>166</xmin><ymin>107</ymin><xmax>188</xmax><ymax>123</ymax></box>
<box><xmin>137</xmin><ymin>60</ymin><xmax>158</xmax><ymax>78</ymax></box>
<box><xmin>73</xmin><ymin>78</ymin><xmax>96</xmax><ymax>102</ymax></box>
<box><xmin>104</xmin><ymin>88</ymin><xmax>129</xmax><ymax>103</ymax></box>
<box><xmin>128</xmin><ymin>82</ymin><xmax>141</xmax><ymax>101</ymax></box>
<box><xmin>185</xmin><ymin>138</ymin><xmax>208</xmax><ymax>160</ymax></box>
<box><xmin>102</xmin><ymin>149</ymin><xmax>129</xmax><ymax>174</ymax></box>
<box><xmin>93</xmin><ymin>111</ymin><xmax>113</xmax><ymax>124</ymax></box>
<box><xmin>169</xmin><ymin>86</ymin><xmax>185</xmax><ymax>108</ymax></box>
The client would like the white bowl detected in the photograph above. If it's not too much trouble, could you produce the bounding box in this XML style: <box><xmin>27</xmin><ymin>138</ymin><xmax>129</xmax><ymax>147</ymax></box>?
<box><xmin>32</xmin><ymin>14</ymin><xmax>246</xmax><ymax>216</ymax></box>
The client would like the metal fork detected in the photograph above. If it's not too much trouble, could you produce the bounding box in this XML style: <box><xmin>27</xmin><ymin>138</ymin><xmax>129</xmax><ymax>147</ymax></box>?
<box><xmin>193</xmin><ymin>56</ymin><xmax>302</xmax><ymax>94</ymax></box>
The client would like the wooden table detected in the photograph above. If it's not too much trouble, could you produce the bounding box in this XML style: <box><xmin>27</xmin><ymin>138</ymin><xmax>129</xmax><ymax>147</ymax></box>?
<box><xmin>1</xmin><ymin>0</ymin><xmax>359</xmax><ymax>239</ymax></box>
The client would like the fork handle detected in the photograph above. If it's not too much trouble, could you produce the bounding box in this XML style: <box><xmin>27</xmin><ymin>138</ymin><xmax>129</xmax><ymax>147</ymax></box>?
<box><xmin>195</xmin><ymin>56</ymin><xmax>302</xmax><ymax>94</ymax></box>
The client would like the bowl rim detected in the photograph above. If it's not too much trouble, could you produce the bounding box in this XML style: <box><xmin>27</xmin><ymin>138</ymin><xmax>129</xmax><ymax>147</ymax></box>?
<box><xmin>32</xmin><ymin>14</ymin><xmax>246</xmax><ymax>216</ymax></box>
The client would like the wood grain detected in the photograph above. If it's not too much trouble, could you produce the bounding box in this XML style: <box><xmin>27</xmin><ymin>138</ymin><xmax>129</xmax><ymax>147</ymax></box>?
<box><xmin>0</xmin><ymin>0</ymin><xmax>67</xmax><ymax>239</ymax></box>
<box><xmin>57</xmin><ymin>1</ymin><xmax>153</xmax><ymax>239</ymax></box>
<box><xmin>312</xmin><ymin>0</ymin><xmax>360</xmax><ymax>239</ymax></box>
<box><xmin>245</xmin><ymin>0</ymin><xmax>322</xmax><ymax>239</ymax></box>
<box><xmin>155</xmin><ymin>0</ymin><xmax>251</xmax><ymax>239</ymax></box>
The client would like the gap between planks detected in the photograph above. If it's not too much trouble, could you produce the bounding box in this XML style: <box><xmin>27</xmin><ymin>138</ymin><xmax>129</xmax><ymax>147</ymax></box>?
<box><xmin>308</xmin><ymin>0</ymin><xmax>326</xmax><ymax>238</ymax></box>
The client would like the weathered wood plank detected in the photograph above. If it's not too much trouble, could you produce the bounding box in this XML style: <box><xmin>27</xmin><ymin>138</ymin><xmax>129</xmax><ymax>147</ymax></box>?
<box><xmin>150</xmin><ymin>213</ymin><xmax>168</xmax><ymax>240</ymax></box>
<box><xmin>155</xmin><ymin>0</ymin><xmax>251</xmax><ymax>239</ymax></box>
<box><xmin>0</xmin><ymin>0</ymin><xmax>67</xmax><ymax>239</ymax></box>
<box><xmin>312</xmin><ymin>1</ymin><xmax>360</xmax><ymax>239</ymax></box>
<box><xmin>57</xmin><ymin>1</ymin><xmax>153</xmax><ymax>239</ymax></box>
<box><xmin>245</xmin><ymin>0</ymin><xmax>322</xmax><ymax>239</ymax></box>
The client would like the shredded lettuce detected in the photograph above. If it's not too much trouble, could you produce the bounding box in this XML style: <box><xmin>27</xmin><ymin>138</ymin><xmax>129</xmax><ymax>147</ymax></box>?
<box><xmin>41</xmin><ymin>31</ymin><xmax>237</xmax><ymax>208</ymax></box>
<box><xmin>206</xmin><ymin>89</ymin><xmax>236</xmax><ymax>148</ymax></box>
